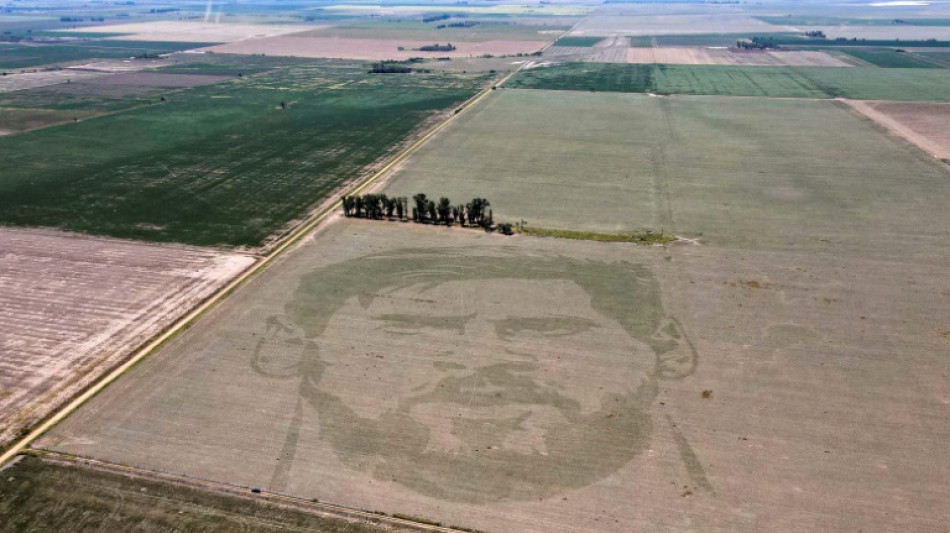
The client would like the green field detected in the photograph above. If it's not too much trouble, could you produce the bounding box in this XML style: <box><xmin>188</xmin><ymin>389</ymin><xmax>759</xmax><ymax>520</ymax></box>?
<box><xmin>0</xmin><ymin>63</ymin><xmax>489</xmax><ymax>246</ymax></box>
<box><xmin>0</xmin><ymin>456</ymin><xmax>385</xmax><ymax>532</ymax></box>
<box><xmin>837</xmin><ymin>48</ymin><xmax>943</xmax><ymax>68</ymax></box>
<box><xmin>383</xmin><ymin>89</ymin><xmax>950</xmax><ymax>250</ymax></box>
<box><xmin>0</xmin><ymin>40</ymin><xmax>213</xmax><ymax>69</ymax></box>
<box><xmin>509</xmin><ymin>63</ymin><xmax>950</xmax><ymax>101</ymax></box>
<box><xmin>551</xmin><ymin>36</ymin><xmax>603</xmax><ymax>47</ymax></box>
<box><xmin>652</xmin><ymin>32</ymin><xmax>796</xmax><ymax>47</ymax></box>
<box><xmin>916</xmin><ymin>51</ymin><xmax>950</xmax><ymax>67</ymax></box>
<box><xmin>0</xmin><ymin>107</ymin><xmax>99</xmax><ymax>132</ymax></box>
<box><xmin>758</xmin><ymin>36</ymin><xmax>950</xmax><ymax>48</ymax></box>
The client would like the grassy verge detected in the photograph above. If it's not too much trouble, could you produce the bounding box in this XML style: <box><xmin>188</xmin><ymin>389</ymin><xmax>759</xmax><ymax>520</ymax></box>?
<box><xmin>520</xmin><ymin>226</ymin><xmax>676</xmax><ymax>244</ymax></box>
<box><xmin>0</xmin><ymin>455</ymin><xmax>387</xmax><ymax>532</ymax></box>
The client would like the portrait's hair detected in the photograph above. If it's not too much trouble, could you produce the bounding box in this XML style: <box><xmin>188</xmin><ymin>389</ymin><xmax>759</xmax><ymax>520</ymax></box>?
<box><xmin>286</xmin><ymin>247</ymin><xmax>695</xmax><ymax>378</ymax></box>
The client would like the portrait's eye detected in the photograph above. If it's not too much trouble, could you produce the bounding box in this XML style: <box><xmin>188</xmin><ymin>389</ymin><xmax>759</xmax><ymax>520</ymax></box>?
<box><xmin>376</xmin><ymin>313</ymin><xmax>473</xmax><ymax>335</ymax></box>
<box><xmin>493</xmin><ymin>317</ymin><xmax>597</xmax><ymax>339</ymax></box>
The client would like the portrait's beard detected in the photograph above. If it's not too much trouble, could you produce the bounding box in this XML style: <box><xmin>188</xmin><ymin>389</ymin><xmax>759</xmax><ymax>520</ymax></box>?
<box><xmin>298</xmin><ymin>356</ymin><xmax>658</xmax><ymax>503</ymax></box>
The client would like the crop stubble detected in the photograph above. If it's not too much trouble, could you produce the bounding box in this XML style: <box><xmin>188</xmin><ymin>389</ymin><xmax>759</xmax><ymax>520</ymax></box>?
<box><xmin>36</xmin><ymin>215</ymin><xmax>950</xmax><ymax>532</ymax></box>
<box><xmin>0</xmin><ymin>226</ymin><xmax>253</xmax><ymax>447</ymax></box>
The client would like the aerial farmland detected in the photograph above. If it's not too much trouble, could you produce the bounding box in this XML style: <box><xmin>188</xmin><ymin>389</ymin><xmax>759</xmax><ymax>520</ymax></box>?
<box><xmin>1</xmin><ymin>0</ymin><xmax>950</xmax><ymax>531</ymax></box>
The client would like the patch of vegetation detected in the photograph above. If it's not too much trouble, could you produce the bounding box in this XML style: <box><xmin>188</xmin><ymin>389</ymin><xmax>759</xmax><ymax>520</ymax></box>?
<box><xmin>417</xmin><ymin>43</ymin><xmax>457</xmax><ymax>52</ymax></box>
<box><xmin>754</xmin><ymin>35</ymin><xmax>950</xmax><ymax>48</ymax></box>
<box><xmin>520</xmin><ymin>226</ymin><xmax>676</xmax><ymax>244</ymax></box>
<box><xmin>510</xmin><ymin>62</ymin><xmax>655</xmax><ymax>93</ymax></box>
<box><xmin>0</xmin><ymin>40</ymin><xmax>215</xmax><ymax>70</ymax></box>
<box><xmin>552</xmin><ymin>36</ymin><xmax>603</xmax><ymax>47</ymax></box>
<box><xmin>0</xmin><ymin>455</ymin><xmax>387</xmax><ymax>532</ymax></box>
<box><xmin>509</xmin><ymin>63</ymin><xmax>950</xmax><ymax>101</ymax></box>
<box><xmin>343</xmin><ymin>193</ymin><xmax>497</xmax><ymax>229</ymax></box>
<box><xmin>837</xmin><ymin>48</ymin><xmax>943</xmax><ymax>68</ymax></box>
<box><xmin>652</xmin><ymin>32</ymin><xmax>797</xmax><ymax>47</ymax></box>
<box><xmin>0</xmin><ymin>65</ymin><xmax>490</xmax><ymax>247</ymax></box>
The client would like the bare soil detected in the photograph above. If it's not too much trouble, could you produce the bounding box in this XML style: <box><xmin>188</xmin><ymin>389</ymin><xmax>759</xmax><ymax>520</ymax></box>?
<box><xmin>844</xmin><ymin>99</ymin><xmax>950</xmax><ymax>159</ymax></box>
<box><xmin>0</xmin><ymin>227</ymin><xmax>254</xmax><ymax>447</ymax></box>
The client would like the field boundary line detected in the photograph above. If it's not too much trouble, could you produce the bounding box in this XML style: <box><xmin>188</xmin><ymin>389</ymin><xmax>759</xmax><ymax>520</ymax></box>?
<box><xmin>840</xmin><ymin>98</ymin><xmax>950</xmax><ymax>160</ymax></box>
<box><xmin>0</xmin><ymin>69</ymin><xmax>515</xmax><ymax>469</ymax></box>
<box><xmin>29</xmin><ymin>450</ymin><xmax>482</xmax><ymax>533</ymax></box>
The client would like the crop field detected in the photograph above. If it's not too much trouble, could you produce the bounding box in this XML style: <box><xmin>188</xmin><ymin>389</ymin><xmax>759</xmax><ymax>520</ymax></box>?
<box><xmin>383</xmin><ymin>90</ymin><xmax>950</xmax><ymax>252</ymax></box>
<box><xmin>649</xmin><ymin>32</ymin><xmax>796</xmax><ymax>47</ymax></box>
<box><xmin>916</xmin><ymin>51</ymin><xmax>950</xmax><ymax>67</ymax></box>
<box><xmin>0</xmin><ymin>226</ymin><xmax>253</xmax><ymax>448</ymax></box>
<box><xmin>836</xmin><ymin>48</ymin><xmax>944</xmax><ymax>68</ymax></box>
<box><xmin>38</xmin><ymin>211</ymin><xmax>950</xmax><ymax>532</ymax></box>
<box><xmin>624</xmin><ymin>48</ymin><xmax>852</xmax><ymax>67</ymax></box>
<box><xmin>0</xmin><ymin>63</ymin><xmax>490</xmax><ymax>246</ymax></box>
<box><xmin>544</xmin><ymin>36</ymin><xmax>630</xmax><ymax>63</ymax></box>
<box><xmin>509</xmin><ymin>63</ymin><xmax>950</xmax><ymax>100</ymax></box>
<box><xmin>845</xmin><ymin>100</ymin><xmax>950</xmax><ymax>158</ymax></box>
<box><xmin>551</xmin><ymin>36</ymin><xmax>604</xmax><ymax>47</ymax></box>
<box><xmin>0</xmin><ymin>108</ymin><xmax>99</xmax><ymax>135</ymax></box>
<box><xmin>806</xmin><ymin>25</ymin><xmax>950</xmax><ymax>41</ymax></box>
<box><xmin>571</xmin><ymin>14</ymin><xmax>785</xmax><ymax>36</ymax></box>
<box><xmin>204</xmin><ymin>36</ymin><xmax>548</xmax><ymax>61</ymax></box>
<box><xmin>0</xmin><ymin>456</ymin><xmax>391</xmax><ymax>533</ymax></box>
<box><xmin>58</xmin><ymin>21</ymin><xmax>315</xmax><ymax>43</ymax></box>
<box><xmin>0</xmin><ymin>41</ymin><xmax>212</xmax><ymax>70</ymax></box>
<box><xmin>297</xmin><ymin>20</ymin><xmax>569</xmax><ymax>42</ymax></box>
<box><xmin>756</xmin><ymin>15</ymin><xmax>950</xmax><ymax>26</ymax></box>
<box><xmin>81</xmin><ymin>71</ymin><xmax>232</xmax><ymax>87</ymax></box>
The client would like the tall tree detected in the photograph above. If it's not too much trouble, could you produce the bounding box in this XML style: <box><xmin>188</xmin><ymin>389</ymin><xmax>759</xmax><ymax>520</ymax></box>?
<box><xmin>437</xmin><ymin>197</ymin><xmax>452</xmax><ymax>224</ymax></box>
<box><xmin>413</xmin><ymin>194</ymin><xmax>428</xmax><ymax>220</ymax></box>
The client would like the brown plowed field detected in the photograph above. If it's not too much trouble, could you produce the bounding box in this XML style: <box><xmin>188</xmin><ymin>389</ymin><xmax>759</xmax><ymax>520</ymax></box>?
<box><xmin>0</xmin><ymin>227</ymin><xmax>254</xmax><ymax>447</ymax></box>
<box><xmin>845</xmin><ymin>100</ymin><xmax>950</xmax><ymax>159</ymax></box>
<box><xmin>203</xmin><ymin>36</ymin><xmax>548</xmax><ymax>60</ymax></box>
<box><xmin>625</xmin><ymin>47</ymin><xmax>853</xmax><ymax>67</ymax></box>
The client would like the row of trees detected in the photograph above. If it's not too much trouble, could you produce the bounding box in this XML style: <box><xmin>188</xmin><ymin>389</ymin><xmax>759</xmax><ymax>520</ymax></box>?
<box><xmin>736</xmin><ymin>36</ymin><xmax>778</xmax><ymax>50</ymax></box>
<box><xmin>342</xmin><ymin>193</ymin><xmax>497</xmax><ymax>229</ymax></box>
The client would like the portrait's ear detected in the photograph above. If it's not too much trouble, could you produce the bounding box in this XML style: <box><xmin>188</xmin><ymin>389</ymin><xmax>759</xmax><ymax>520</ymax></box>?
<box><xmin>251</xmin><ymin>314</ymin><xmax>309</xmax><ymax>379</ymax></box>
<box><xmin>651</xmin><ymin>317</ymin><xmax>698</xmax><ymax>380</ymax></box>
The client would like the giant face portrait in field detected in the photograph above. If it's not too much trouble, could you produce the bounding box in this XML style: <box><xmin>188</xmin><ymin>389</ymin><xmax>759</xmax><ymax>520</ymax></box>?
<box><xmin>253</xmin><ymin>248</ymin><xmax>696</xmax><ymax>503</ymax></box>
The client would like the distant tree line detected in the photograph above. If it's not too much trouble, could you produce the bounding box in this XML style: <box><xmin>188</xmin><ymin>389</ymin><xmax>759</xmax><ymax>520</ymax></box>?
<box><xmin>60</xmin><ymin>16</ymin><xmax>105</xmax><ymax>22</ymax></box>
<box><xmin>369</xmin><ymin>58</ymin><xmax>432</xmax><ymax>73</ymax></box>
<box><xmin>737</xmin><ymin>36</ymin><xmax>778</xmax><ymax>50</ymax></box>
<box><xmin>803</xmin><ymin>30</ymin><xmax>826</xmax><ymax>38</ymax></box>
<box><xmin>422</xmin><ymin>13</ymin><xmax>452</xmax><ymax>23</ymax></box>
<box><xmin>418</xmin><ymin>43</ymin><xmax>456</xmax><ymax>52</ymax></box>
<box><xmin>342</xmin><ymin>193</ymin><xmax>506</xmax><ymax>231</ymax></box>
<box><xmin>437</xmin><ymin>21</ymin><xmax>478</xmax><ymax>29</ymax></box>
